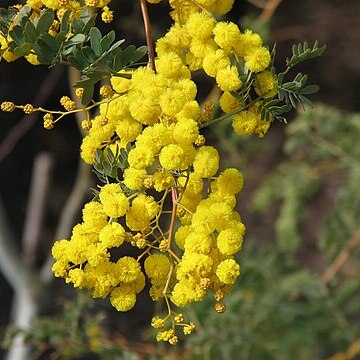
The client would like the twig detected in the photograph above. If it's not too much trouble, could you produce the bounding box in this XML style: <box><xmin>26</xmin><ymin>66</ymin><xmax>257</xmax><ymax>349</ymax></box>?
<box><xmin>139</xmin><ymin>0</ymin><xmax>156</xmax><ymax>72</ymax></box>
<box><xmin>260</xmin><ymin>0</ymin><xmax>284</xmax><ymax>22</ymax></box>
<box><xmin>22</xmin><ymin>152</ymin><xmax>53</xmax><ymax>267</ymax></box>
<box><xmin>321</xmin><ymin>227</ymin><xmax>360</xmax><ymax>284</ymax></box>
<box><xmin>0</xmin><ymin>66</ymin><xmax>64</xmax><ymax>163</ymax></box>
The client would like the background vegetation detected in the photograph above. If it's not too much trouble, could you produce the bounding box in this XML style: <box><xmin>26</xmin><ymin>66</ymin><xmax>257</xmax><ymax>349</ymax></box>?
<box><xmin>0</xmin><ymin>0</ymin><xmax>359</xmax><ymax>359</ymax></box>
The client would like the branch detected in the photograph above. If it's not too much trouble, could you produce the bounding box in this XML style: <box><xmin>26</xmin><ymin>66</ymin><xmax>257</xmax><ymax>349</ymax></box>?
<box><xmin>0</xmin><ymin>197</ymin><xmax>35</xmax><ymax>293</ymax></box>
<box><xmin>139</xmin><ymin>0</ymin><xmax>156</xmax><ymax>72</ymax></box>
<box><xmin>321</xmin><ymin>227</ymin><xmax>360</xmax><ymax>284</ymax></box>
<box><xmin>260</xmin><ymin>0</ymin><xmax>284</xmax><ymax>22</ymax></box>
<box><xmin>0</xmin><ymin>66</ymin><xmax>64</xmax><ymax>163</ymax></box>
<box><xmin>22</xmin><ymin>152</ymin><xmax>53</xmax><ymax>267</ymax></box>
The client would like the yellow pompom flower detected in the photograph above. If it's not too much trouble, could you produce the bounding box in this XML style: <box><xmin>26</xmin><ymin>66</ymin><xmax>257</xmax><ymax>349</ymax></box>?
<box><xmin>219</xmin><ymin>91</ymin><xmax>244</xmax><ymax>114</ymax></box>
<box><xmin>215</xmin><ymin>168</ymin><xmax>244</xmax><ymax>195</ymax></box>
<box><xmin>213</xmin><ymin>21</ymin><xmax>241</xmax><ymax>53</ymax></box>
<box><xmin>98</xmin><ymin>222</ymin><xmax>125</xmax><ymax>248</ymax></box>
<box><xmin>176</xmin><ymin>100</ymin><xmax>201</xmax><ymax>121</ymax></box>
<box><xmin>159</xmin><ymin>88</ymin><xmax>187</xmax><ymax>116</ymax></box>
<box><xmin>123</xmin><ymin>168</ymin><xmax>147</xmax><ymax>190</ymax></box>
<box><xmin>232</xmin><ymin>111</ymin><xmax>258</xmax><ymax>136</ymax></box>
<box><xmin>202</xmin><ymin>49</ymin><xmax>231</xmax><ymax>77</ymax></box>
<box><xmin>159</xmin><ymin>144</ymin><xmax>184</xmax><ymax>170</ymax></box>
<box><xmin>193</xmin><ymin>146</ymin><xmax>219</xmax><ymax>178</ymax></box>
<box><xmin>190</xmin><ymin>37</ymin><xmax>218</xmax><ymax>59</ymax></box>
<box><xmin>82</xmin><ymin>201</ymin><xmax>108</xmax><ymax>231</ymax></box>
<box><xmin>254</xmin><ymin>70</ymin><xmax>278</xmax><ymax>98</ymax></box>
<box><xmin>144</xmin><ymin>254</ymin><xmax>171</xmax><ymax>281</ymax></box>
<box><xmin>216</xmin><ymin>66</ymin><xmax>242</xmax><ymax>92</ymax></box>
<box><xmin>110</xmin><ymin>285</ymin><xmax>137</xmax><ymax>311</ymax></box>
<box><xmin>153</xmin><ymin>172</ymin><xmax>175</xmax><ymax>192</ymax></box>
<box><xmin>173</xmin><ymin>78</ymin><xmax>197</xmax><ymax>101</ymax></box>
<box><xmin>66</xmin><ymin>268</ymin><xmax>87</xmax><ymax>288</ymax></box>
<box><xmin>99</xmin><ymin>183</ymin><xmax>130</xmax><ymax>218</ymax></box>
<box><xmin>184</xmin><ymin>232</ymin><xmax>213</xmax><ymax>254</ymax></box>
<box><xmin>52</xmin><ymin>239</ymin><xmax>70</xmax><ymax>262</ymax></box>
<box><xmin>176</xmin><ymin>253</ymin><xmax>213</xmax><ymax>281</ymax></box>
<box><xmin>110</xmin><ymin>72</ymin><xmax>132</xmax><ymax>93</ymax></box>
<box><xmin>216</xmin><ymin>259</ymin><xmax>240</xmax><ymax>284</ymax></box>
<box><xmin>127</xmin><ymin>145</ymin><xmax>155</xmax><ymax>169</ymax></box>
<box><xmin>128</xmin><ymin>271</ymin><xmax>146</xmax><ymax>294</ymax></box>
<box><xmin>234</xmin><ymin>29</ymin><xmax>263</xmax><ymax>57</ymax></box>
<box><xmin>52</xmin><ymin>261</ymin><xmax>69</xmax><ymax>277</ymax></box>
<box><xmin>217</xmin><ymin>225</ymin><xmax>245</xmax><ymax>255</ymax></box>
<box><xmin>173</xmin><ymin>118</ymin><xmax>199</xmax><ymax>145</ymax></box>
<box><xmin>80</xmin><ymin>135</ymin><xmax>99</xmax><ymax>164</ymax></box>
<box><xmin>245</xmin><ymin>46</ymin><xmax>271</xmax><ymax>73</ymax></box>
<box><xmin>185</xmin><ymin>12</ymin><xmax>215</xmax><ymax>40</ymax></box>
<box><xmin>156</xmin><ymin>52</ymin><xmax>184</xmax><ymax>79</ymax></box>
<box><xmin>116</xmin><ymin>256</ymin><xmax>141</xmax><ymax>283</ymax></box>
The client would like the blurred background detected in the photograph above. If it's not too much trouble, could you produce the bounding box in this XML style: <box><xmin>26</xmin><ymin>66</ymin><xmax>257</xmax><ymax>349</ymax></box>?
<box><xmin>0</xmin><ymin>0</ymin><xmax>360</xmax><ymax>359</ymax></box>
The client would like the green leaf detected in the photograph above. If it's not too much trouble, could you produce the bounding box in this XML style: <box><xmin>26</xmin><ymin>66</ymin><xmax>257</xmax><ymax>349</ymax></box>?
<box><xmin>14</xmin><ymin>43</ymin><xmax>32</xmax><ymax>56</ymax></box>
<box><xmin>36</xmin><ymin>10</ymin><xmax>54</xmax><ymax>35</ymax></box>
<box><xmin>24</xmin><ymin>21</ymin><xmax>37</xmax><ymax>44</ymax></box>
<box><xmin>67</xmin><ymin>33</ymin><xmax>86</xmax><ymax>45</ymax></box>
<box><xmin>9</xmin><ymin>25</ymin><xmax>24</xmax><ymax>45</ymax></box>
<box><xmin>90</xmin><ymin>27</ymin><xmax>102</xmax><ymax>57</ymax></box>
<box><xmin>100</xmin><ymin>30</ymin><xmax>115</xmax><ymax>52</ymax></box>
<box><xmin>39</xmin><ymin>32</ymin><xmax>59</xmax><ymax>52</ymax></box>
<box><xmin>81</xmin><ymin>47</ymin><xmax>96</xmax><ymax>65</ymax></box>
<box><xmin>300</xmin><ymin>85</ymin><xmax>320</xmax><ymax>95</ymax></box>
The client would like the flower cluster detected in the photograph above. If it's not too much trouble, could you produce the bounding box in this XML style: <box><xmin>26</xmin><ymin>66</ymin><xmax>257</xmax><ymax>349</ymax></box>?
<box><xmin>0</xmin><ymin>0</ymin><xmax>323</xmax><ymax>345</ymax></box>
<box><xmin>50</xmin><ymin>0</ymin><xmax>264</xmax><ymax>343</ymax></box>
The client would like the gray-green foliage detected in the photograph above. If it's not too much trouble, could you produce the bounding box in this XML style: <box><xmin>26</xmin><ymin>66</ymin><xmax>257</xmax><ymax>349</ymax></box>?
<box><xmin>253</xmin><ymin>104</ymin><xmax>360</xmax><ymax>257</ymax></box>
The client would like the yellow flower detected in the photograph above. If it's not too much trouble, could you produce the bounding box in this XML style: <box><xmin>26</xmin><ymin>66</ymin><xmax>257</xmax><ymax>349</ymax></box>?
<box><xmin>213</xmin><ymin>22</ymin><xmax>241</xmax><ymax>53</ymax></box>
<box><xmin>110</xmin><ymin>285</ymin><xmax>137</xmax><ymax>311</ymax></box>
<box><xmin>217</xmin><ymin>225</ymin><xmax>245</xmax><ymax>255</ymax></box>
<box><xmin>116</xmin><ymin>256</ymin><xmax>141</xmax><ymax>283</ymax></box>
<box><xmin>215</xmin><ymin>168</ymin><xmax>244</xmax><ymax>195</ymax></box>
<box><xmin>216</xmin><ymin>259</ymin><xmax>240</xmax><ymax>284</ymax></box>
<box><xmin>216</xmin><ymin>66</ymin><xmax>242</xmax><ymax>92</ymax></box>
<box><xmin>144</xmin><ymin>254</ymin><xmax>171</xmax><ymax>281</ymax></box>
<box><xmin>255</xmin><ymin>70</ymin><xmax>278</xmax><ymax>98</ymax></box>
<box><xmin>99</xmin><ymin>184</ymin><xmax>130</xmax><ymax>218</ymax></box>
<box><xmin>245</xmin><ymin>46</ymin><xmax>271</xmax><ymax>73</ymax></box>
<box><xmin>193</xmin><ymin>146</ymin><xmax>219</xmax><ymax>178</ymax></box>
<box><xmin>219</xmin><ymin>91</ymin><xmax>244</xmax><ymax>114</ymax></box>
<box><xmin>98</xmin><ymin>222</ymin><xmax>126</xmax><ymax>248</ymax></box>
<box><xmin>202</xmin><ymin>49</ymin><xmax>231</xmax><ymax>77</ymax></box>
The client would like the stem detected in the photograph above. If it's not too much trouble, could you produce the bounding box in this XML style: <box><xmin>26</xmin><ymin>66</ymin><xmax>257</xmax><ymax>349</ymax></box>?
<box><xmin>321</xmin><ymin>227</ymin><xmax>360</xmax><ymax>284</ymax></box>
<box><xmin>139</xmin><ymin>0</ymin><xmax>156</xmax><ymax>72</ymax></box>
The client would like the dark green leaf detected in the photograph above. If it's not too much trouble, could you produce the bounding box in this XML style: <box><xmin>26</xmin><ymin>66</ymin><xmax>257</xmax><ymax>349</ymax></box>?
<box><xmin>90</xmin><ymin>27</ymin><xmax>102</xmax><ymax>57</ymax></box>
<box><xmin>14</xmin><ymin>43</ymin><xmax>32</xmax><ymax>56</ymax></box>
<box><xmin>36</xmin><ymin>10</ymin><xmax>54</xmax><ymax>35</ymax></box>
<box><xmin>24</xmin><ymin>21</ymin><xmax>37</xmax><ymax>44</ymax></box>
<box><xmin>39</xmin><ymin>32</ymin><xmax>59</xmax><ymax>52</ymax></box>
<box><xmin>100</xmin><ymin>31</ymin><xmax>115</xmax><ymax>52</ymax></box>
<box><xmin>9</xmin><ymin>26</ymin><xmax>24</xmax><ymax>45</ymax></box>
